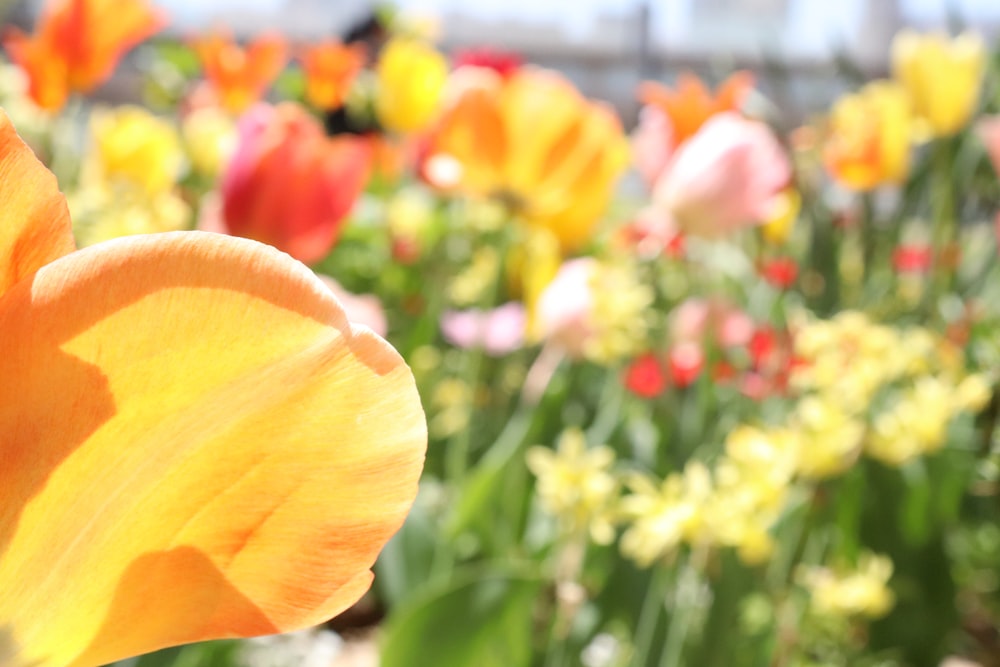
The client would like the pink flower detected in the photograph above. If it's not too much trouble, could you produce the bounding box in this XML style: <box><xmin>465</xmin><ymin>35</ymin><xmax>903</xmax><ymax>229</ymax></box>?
<box><xmin>978</xmin><ymin>116</ymin><xmax>1000</xmax><ymax>175</ymax></box>
<box><xmin>441</xmin><ymin>302</ymin><xmax>526</xmax><ymax>356</ymax></box>
<box><xmin>534</xmin><ymin>258</ymin><xmax>596</xmax><ymax>356</ymax></box>
<box><xmin>632</xmin><ymin>106</ymin><xmax>674</xmax><ymax>187</ymax></box>
<box><xmin>653</xmin><ymin>112</ymin><xmax>791</xmax><ymax>238</ymax></box>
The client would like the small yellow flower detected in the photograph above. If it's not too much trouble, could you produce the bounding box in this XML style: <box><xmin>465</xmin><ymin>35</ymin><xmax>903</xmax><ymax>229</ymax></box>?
<box><xmin>760</xmin><ymin>187</ymin><xmax>801</xmax><ymax>245</ymax></box>
<box><xmin>375</xmin><ymin>38</ymin><xmax>448</xmax><ymax>134</ymax></box>
<box><xmin>792</xmin><ymin>396</ymin><xmax>863</xmax><ymax>479</ymax></box>
<box><xmin>69</xmin><ymin>186</ymin><xmax>191</xmax><ymax>247</ymax></box>
<box><xmin>448</xmin><ymin>246</ymin><xmax>500</xmax><ymax>306</ymax></box>
<box><xmin>800</xmin><ymin>553</ymin><xmax>895</xmax><ymax>619</ymax></box>
<box><xmin>892</xmin><ymin>29</ymin><xmax>985</xmax><ymax>138</ymax></box>
<box><xmin>526</xmin><ymin>429</ymin><xmax>618</xmax><ymax>544</ymax></box>
<box><xmin>91</xmin><ymin>105</ymin><xmax>184</xmax><ymax>194</ymax></box>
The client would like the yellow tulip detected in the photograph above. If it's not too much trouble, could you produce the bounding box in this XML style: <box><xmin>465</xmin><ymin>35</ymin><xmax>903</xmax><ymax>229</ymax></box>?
<box><xmin>0</xmin><ymin>111</ymin><xmax>426</xmax><ymax>667</ymax></box>
<box><xmin>424</xmin><ymin>67</ymin><xmax>630</xmax><ymax>251</ymax></box>
<box><xmin>823</xmin><ymin>81</ymin><xmax>912</xmax><ymax>191</ymax></box>
<box><xmin>375</xmin><ymin>38</ymin><xmax>448</xmax><ymax>134</ymax></box>
<box><xmin>892</xmin><ymin>29</ymin><xmax>985</xmax><ymax>138</ymax></box>
<box><xmin>91</xmin><ymin>105</ymin><xmax>184</xmax><ymax>195</ymax></box>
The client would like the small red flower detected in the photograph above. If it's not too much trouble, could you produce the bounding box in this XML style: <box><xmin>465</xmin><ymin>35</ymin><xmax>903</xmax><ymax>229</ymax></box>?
<box><xmin>624</xmin><ymin>354</ymin><xmax>667</xmax><ymax>398</ymax></box>
<box><xmin>747</xmin><ymin>327</ymin><xmax>776</xmax><ymax>368</ymax></box>
<box><xmin>760</xmin><ymin>257</ymin><xmax>798</xmax><ymax>289</ymax></box>
<box><xmin>453</xmin><ymin>47</ymin><xmax>523</xmax><ymax>78</ymax></box>
<box><xmin>892</xmin><ymin>244</ymin><xmax>933</xmax><ymax>273</ymax></box>
<box><xmin>668</xmin><ymin>342</ymin><xmax>704</xmax><ymax>388</ymax></box>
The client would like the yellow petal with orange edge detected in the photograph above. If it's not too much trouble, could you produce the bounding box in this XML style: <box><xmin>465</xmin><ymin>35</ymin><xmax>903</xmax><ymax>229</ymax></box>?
<box><xmin>0</xmin><ymin>232</ymin><xmax>426</xmax><ymax>667</ymax></box>
<box><xmin>0</xmin><ymin>110</ymin><xmax>75</xmax><ymax>297</ymax></box>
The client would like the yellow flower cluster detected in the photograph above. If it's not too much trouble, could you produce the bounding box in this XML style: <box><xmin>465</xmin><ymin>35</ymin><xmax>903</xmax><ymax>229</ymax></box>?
<box><xmin>583</xmin><ymin>260</ymin><xmax>654</xmax><ymax>364</ymax></box>
<box><xmin>799</xmin><ymin>552</ymin><xmax>895</xmax><ymax>619</ymax></box>
<box><xmin>526</xmin><ymin>429</ymin><xmax>618</xmax><ymax>544</ymax></box>
<box><xmin>529</xmin><ymin>312</ymin><xmax>990</xmax><ymax>570</ymax></box>
<box><xmin>791</xmin><ymin>311</ymin><xmax>990</xmax><ymax>470</ymax></box>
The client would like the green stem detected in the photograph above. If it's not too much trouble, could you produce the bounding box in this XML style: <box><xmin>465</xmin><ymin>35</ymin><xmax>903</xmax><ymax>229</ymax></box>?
<box><xmin>633</xmin><ymin>565</ymin><xmax>671</xmax><ymax>666</ymax></box>
<box><xmin>659</xmin><ymin>562</ymin><xmax>696</xmax><ymax>667</ymax></box>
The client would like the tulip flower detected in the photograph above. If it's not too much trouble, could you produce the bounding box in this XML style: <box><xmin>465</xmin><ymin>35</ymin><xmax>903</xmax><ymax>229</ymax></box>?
<box><xmin>892</xmin><ymin>29</ymin><xmax>985</xmax><ymax>138</ymax></box>
<box><xmin>374</xmin><ymin>37</ymin><xmax>448</xmax><ymax>134</ymax></box>
<box><xmin>2</xmin><ymin>0</ymin><xmax>166</xmax><ymax>111</ymax></box>
<box><xmin>220</xmin><ymin>103</ymin><xmax>372</xmax><ymax>264</ymax></box>
<box><xmin>423</xmin><ymin>67</ymin><xmax>629</xmax><ymax>251</ymax></box>
<box><xmin>0</xmin><ymin>111</ymin><xmax>425</xmax><ymax>667</ymax></box>
<box><xmin>823</xmin><ymin>81</ymin><xmax>912</xmax><ymax>191</ymax></box>
<box><xmin>652</xmin><ymin>112</ymin><xmax>791</xmax><ymax>238</ymax></box>
<box><xmin>299</xmin><ymin>41</ymin><xmax>366</xmax><ymax>111</ymax></box>
<box><xmin>193</xmin><ymin>31</ymin><xmax>288</xmax><ymax>114</ymax></box>
<box><xmin>633</xmin><ymin>71</ymin><xmax>753</xmax><ymax>184</ymax></box>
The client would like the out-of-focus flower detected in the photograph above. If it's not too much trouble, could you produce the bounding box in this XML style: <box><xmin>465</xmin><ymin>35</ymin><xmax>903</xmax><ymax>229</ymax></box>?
<box><xmin>2</xmin><ymin>0</ymin><xmax>165</xmax><ymax>111</ymax></box>
<box><xmin>193</xmin><ymin>31</ymin><xmax>288</xmax><ymax>113</ymax></box>
<box><xmin>668</xmin><ymin>342</ymin><xmax>704</xmax><ymax>388</ymax></box>
<box><xmin>527</xmin><ymin>428</ymin><xmax>619</xmax><ymax>544</ymax></box>
<box><xmin>792</xmin><ymin>396</ymin><xmax>864</xmax><ymax>478</ymax></box>
<box><xmin>653</xmin><ymin>112</ymin><xmax>791</xmax><ymax>238</ymax></box>
<box><xmin>374</xmin><ymin>37</ymin><xmax>448</xmax><ymax>134</ymax></box>
<box><xmin>892</xmin><ymin>244</ymin><xmax>933</xmax><ymax>273</ymax></box>
<box><xmin>448</xmin><ymin>246</ymin><xmax>499</xmax><ymax>306</ymax></box>
<box><xmin>624</xmin><ymin>353</ymin><xmax>667</xmax><ymax>398</ymax></box>
<box><xmin>620</xmin><ymin>463</ymin><xmax>713</xmax><ymax>566</ymax></box>
<box><xmin>638</xmin><ymin>71</ymin><xmax>753</xmax><ymax>152</ymax></box>
<box><xmin>318</xmin><ymin>275</ymin><xmax>388</xmax><ymax>338</ymax></box>
<box><xmin>534</xmin><ymin>257</ymin><xmax>652</xmax><ymax>364</ymax></box>
<box><xmin>423</xmin><ymin>67</ymin><xmax>629</xmax><ymax>251</ymax></box>
<box><xmin>823</xmin><ymin>81</ymin><xmax>912</xmax><ymax>191</ymax></box>
<box><xmin>759</xmin><ymin>187</ymin><xmax>800</xmax><ymax>245</ymax></box>
<box><xmin>760</xmin><ymin>257</ymin><xmax>798</xmax><ymax>289</ymax></box>
<box><xmin>452</xmin><ymin>47</ymin><xmax>523</xmax><ymax>78</ymax></box>
<box><xmin>299</xmin><ymin>41</ymin><xmax>366</xmax><ymax>111</ymax></box>
<box><xmin>90</xmin><ymin>105</ymin><xmax>184</xmax><ymax>195</ymax></box>
<box><xmin>385</xmin><ymin>186</ymin><xmax>435</xmax><ymax>259</ymax></box>
<box><xmin>441</xmin><ymin>302</ymin><xmax>526</xmax><ymax>356</ymax></box>
<box><xmin>0</xmin><ymin>110</ymin><xmax>425</xmax><ymax>667</ymax></box>
<box><xmin>70</xmin><ymin>187</ymin><xmax>191</xmax><ymax>247</ymax></box>
<box><xmin>892</xmin><ymin>30</ymin><xmax>985</xmax><ymax>138</ymax></box>
<box><xmin>800</xmin><ymin>553</ymin><xmax>895</xmax><ymax>619</ymax></box>
<box><xmin>978</xmin><ymin>115</ymin><xmax>1000</xmax><ymax>176</ymax></box>
<box><xmin>219</xmin><ymin>103</ymin><xmax>372</xmax><ymax>264</ymax></box>
<box><xmin>181</xmin><ymin>106</ymin><xmax>238</xmax><ymax>178</ymax></box>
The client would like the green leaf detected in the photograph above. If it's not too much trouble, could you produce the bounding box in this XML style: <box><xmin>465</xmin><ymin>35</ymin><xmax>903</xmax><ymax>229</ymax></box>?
<box><xmin>380</xmin><ymin>568</ymin><xmax>542</xmax><ymax>667</ymax></box>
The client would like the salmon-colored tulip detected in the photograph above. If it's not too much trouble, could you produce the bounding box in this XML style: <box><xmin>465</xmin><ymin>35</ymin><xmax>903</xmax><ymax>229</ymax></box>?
<box><xmin>193</xmin><ymin>31</ymin><xmax>288</xmax><ymax>114</ymax></box>
<box><xmin>300</xmin><ymin>41</ymin><xmax>366</xmax><ymax>111</ymax></box>
<box><xmin>2</xmin><ymin>0</ymin><xmax>165</xmax><ymax>111</ymax></box>
<box><xmin>220</xmin><ymin>103</ymin><xmax>372</xmax><ymax>264</ymax></box>
<box><xmin>0</xmin><ymin>111</ymin><xmax>425</xmax><ymax>667</ymax></box>
<box><xmin>423</xmin><ymin>67</ymin><xmax>629</xmax><ymax>250</ymax></box>
<box><xmin>823</xmin><ymin>81</ymin><xmax>912</xmax><ymax>191</ymax></box>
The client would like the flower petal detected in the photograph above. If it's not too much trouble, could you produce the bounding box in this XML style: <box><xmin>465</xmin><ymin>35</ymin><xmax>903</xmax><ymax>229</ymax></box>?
<box><xmin>0</xmin><ymin>232</ymin><xmax>425</xmax><ymax>667</ymax></box>
<box><xmin>0</xmin><ymin>110</ymin><xmax>75</xmax><ymax>297</ymax></box>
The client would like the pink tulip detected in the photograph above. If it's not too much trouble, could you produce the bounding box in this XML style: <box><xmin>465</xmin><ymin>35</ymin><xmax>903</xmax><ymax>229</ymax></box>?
<box><xmin>632</xmin><ymin>106</ymin><xmax>674</xmax><ymax>187</ymax></box>
<box><xmin>653</xmin><ymin>112</ymin><xmax>790</xmax><ymax>238</ymax></box>
<box><xmin>534</xmin><ymin>258</ymin><xmax>596</xmax><ymax>357</ymax></box>
<box><xmin>441</xmin><ymin>302</ymin><xmax>526</xmax><ymax>356</ymax></box>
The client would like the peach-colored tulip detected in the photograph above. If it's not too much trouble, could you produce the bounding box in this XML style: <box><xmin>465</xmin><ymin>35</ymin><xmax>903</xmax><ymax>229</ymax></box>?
<box><xmin>653</xmin><ymin>112</ymin><xmax>790</xmax><ymax>238</ymax></box>
<box><xmin>220</xmin><ymin>103</ymin><xmax>371</xmax><ymax>264</ymax></box>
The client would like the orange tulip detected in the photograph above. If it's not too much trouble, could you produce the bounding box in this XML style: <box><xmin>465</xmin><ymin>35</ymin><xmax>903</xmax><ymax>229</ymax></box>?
<box><xmin>193</xmin><ymin>31</ymin><xmax>288</xmax><ymax>113</ymax></box>
<box><xmin>2</xmin><ymin>0</ymin><xmax>166</xmax><ymax>111</ymax></box>
<box><xmin>423</xmin><ymin>67</ymin><xmax>629</xmax><ymax>250</ymax></box>
<box><xmin>299</xmin><ymin>40</ymin><xmax>366</xmax><ymax>111</ymax></box>
<box><xmin>638</xmin><ymin>71</ymin><xmax>754</xmax><ymax>148</ymax></box>
<box><xmin>220</xmin><ymin>102</ymin><xmax>372</xmax><ymax>264</ymax></box>
<box><xmin>0</xmin><ymin>111</ymin><xmax>425</xmax><ymax>667</ymax></box>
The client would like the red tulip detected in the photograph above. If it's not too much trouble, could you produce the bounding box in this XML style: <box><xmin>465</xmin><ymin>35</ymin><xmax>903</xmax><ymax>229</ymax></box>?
<box><xmin>220</xmin><ymin>103</ymin><xmax>371</xmax><ymax>264</ymax></box>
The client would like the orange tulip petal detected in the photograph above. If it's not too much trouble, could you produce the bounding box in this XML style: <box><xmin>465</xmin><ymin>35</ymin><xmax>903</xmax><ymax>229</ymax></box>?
<box><xmin>0</xmin><ymin>232</ymin><xmax>426</xmax><ymax>667</ymax></box>
<box><xmin>0</xmin><ymin>110</ymin><xmax>75</xmax><ymax>297</ymax></box>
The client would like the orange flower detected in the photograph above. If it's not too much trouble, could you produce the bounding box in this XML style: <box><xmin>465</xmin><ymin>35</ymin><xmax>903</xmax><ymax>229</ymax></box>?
<box><xmin>2</xmin><ymin>0</ymin><xmax>166</xmax><ymax>111</ymax></box>
<box><xmin>423</xmin><ymin>67</ymin><xmax>628</xmax><ymax>250</ymax></box>
<box><xmin>638</xmin><ymin>71</ymin><xmax>754</xmax><ymax>148</ymax></box>
<box><xmin>299</xmin><ymin>40</ymin><xmax>366</xmax><ymax>111</ymax></box>
<box><xmin>219</xmin><ymin>102</ymin><xmax>372</xmax><ymax>263</ymax></box>
<box><xmin>193</xmin><ymin>31</ymin><xmax>288</xmax><ymax>113</ymax></box>
<box><xmin>0</xmin><ymin>111</ymin><xmax>425</xmax><ymax>667</ymax></box>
